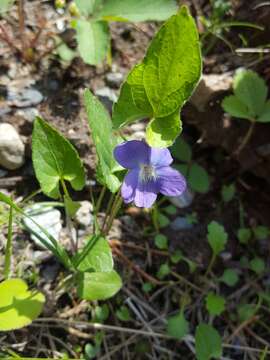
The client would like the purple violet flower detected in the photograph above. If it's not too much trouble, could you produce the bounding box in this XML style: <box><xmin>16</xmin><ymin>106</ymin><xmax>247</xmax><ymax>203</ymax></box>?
<box><xmin>114</xmin><ymin>140</ymin><xmax>186</xmax><ymax>208</ymax></box>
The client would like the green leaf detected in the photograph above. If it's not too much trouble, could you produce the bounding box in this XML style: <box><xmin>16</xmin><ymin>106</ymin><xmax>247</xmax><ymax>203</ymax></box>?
<box><xmin>222</xmin><ymin>95</ymin><xmax>251</xmax><ymax>120</ymax></box>
<box><xmin>0</xmin><ymin>0</ymin><xmax>14</xmax><ymax>13</ymax></box>
<box><xmin>73</xmin><ymin>19</ymin><xmax>109</xmax><ymax>65</ymax></box>
<box><xmin>154</xmin><ymin>234</ymin><xmax>168</xmax><ymax>249</ymax></box>
<box><xmin>257</xmin><ymin>100</ymin><xmax>270</xmax><ymax>123</ymax></box>
<box><xmin>219</xmin><ymin>268</ymin><xmax>239</xmax><ymax>287</ymax></box>
<box><xmin>127</xmin><ymin>63</ymin><xmax>153</xmax><ymax>113</ymax></box>
<box><xmin>95</xmin><ymin>0</ymin><xmax>178</xmax><ymax>22</ymax></box>
<box><xmin>77</xmin><ymin>237</ymin><xmax>113</xmax><ymax>273</ymax></box>
<box><xmin>250</xmin><ymin>257</ymin><xmax>265</xmax><ymax>275</ymax></box>
<box><xmin>164</xmin><ymin>205</ymin><xmax>177</xmax><ymax>215</ymax></box>
<box><xmin>207</xmin><ymin>221</ymin><xmax>228</xmax><ymax>256</ymax></box>
<box><xmin>116</xmin><ymin>305</ymin><xmax>131</xmax><ymax>322</ymax></box>
<box><xmin>77</xmin><ymin>270</ymin><xmax>122</xmax><ymax>300</ymax></box>
<box><xmin>112</xmin><ymin>82</ymin><xmax>152</xmax><ymax>129</ymax></box>
<box><xmin>112</xmin><ymin>5</ymin><xmax>201</xmax><ymax>146</ymax></box>
<box><xmin>157</xmin><ymin>213</ymin><xmax>170</xmax><ymax>228</ymax></box>
<box><xmin>146</xmin><ymin>111</ymin><xmax>182</xmax><ymax>148</ymax></box>
<box><xmin>32</xmin><ymin>117</ymin><xmax>85</xmax><ymax>199</ymax></box>
<box><xmin>233</xmin><ymin>69</ymin><xmax>268</xmax><ymax>118</ymax></box>
<box><xmin>166</xmin><ymin>310</ymin><xmax>189</xmax><ymax>340</ymax></box>
<box><xmin>237</xmin><ymin>227</ymin><xmax>252</xmax><ymax>244</ymax></box>
<box><xmin>238</xmin><ymin>303</ymin><xmax>257</xmax><ymax>322</ymax></box>
<box><xmin>170</xmin><ymin>136</ymin><xmax>192</xmax><ymax>163</ymax></box>
<box><xmin>57</xmin><ymin>41</ymin><xmax>76</xmax><ymax>63</ymax></box>
<box><xmin>221</xmin><ymin>183</ymin><xmax>235</xmax><ymax>202</ymax></box>
<box><xmin>64</xmin><ymin>195</ymin><xmax>81</xmax><ymax>217</ymax></box>
<box><xmin>195</xmin><ymin>323</ymin><xmax>222</xmax><ymax>360</ymax></box>
<box><xmin>74</xmin><ymin>0</ymin><xmax>98</xmax><ymax>16</ymax></box>
<box><xmin>206</xmin><ymin>293</ymin><xmax>225</xmax><ymax>316</ymax></box>
<box><xmin>0</xmin><ymin>279</ymin><xmax>45</xmax><ymax>331</ymax></box>
<box><xmin>84</xmin><ymin>89</ymin><xmax>121</xmax><ymax>193</ymax></box>
<box><xmin>0</xmin><ymin>192</ymin><xmax>71</xmax><ymax>268</ymax></box>
<box><xmin>188</xmin><ymin>163</ymin><xmax>210</xmax><ymax>193</ymax></box>
<box><xmin>157</xmin><ymin>263</ymin><xmax>170</xmax><ymax>279</ymax></box>
<box><xmin>93</xmin><ymin>304</ymin><xmax>110</xmax><ymax>323</ymax></box>
<box><xmin>253</xmin><ymin>225</ymin><xmax>270</xmax><ymax>240</ymax></box>
<box><xmin>143</xmin><ymin>6</ymin><xmax>201</xmax><ymax>118</ymax></box>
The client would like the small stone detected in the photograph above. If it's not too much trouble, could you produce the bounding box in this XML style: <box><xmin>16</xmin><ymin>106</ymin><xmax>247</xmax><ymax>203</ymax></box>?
<box><xmin>16</xmin><ymin>107</ymin><xmax>39</xmax><ymax>122</ymax></box>
<box><xmin>95</xmin><ymin>87</ymin><xmax>117</xmax><ymax>112</ymax></box>
<box><xmin>220</xmin><ymin>252</ymin><xmax>232</xmax><ymax>261</ymax></box>
<box><xmin>105</xmin><ymin>72</ymin><xmax>124</xmax><ymax>88</ymax></box>
<box><xmin>74</xmin><ymin>201</ymin><xmax>93</xmax><ymax>228</ymax></box>
<box><xmin>190</xmin><ymin>73</ymin><xmax>233</xmax><ymax>111</ymax></box>
<box><xmin>169</xmin><ymin>188</ymin><xmax>194</xmax><ymax>208</ymax></box>
<box><xmin>23</xmin><ymin>204</ymin><xmax>62</xmax><ymax>249</ymax></box>
<box><xmin>0</xmin><ymin>123</ymin><xmax>25</xmax><ymax>170</ymax></box>
<box><xmin>0</xmin><ymin>169</ymin><xmax>8</xmax><ymax>177</ymax></box>
<box><xmin>170</xmin><ymin>216</ymin><xmax>193</xmax><ymax>231</ymax></box>
<box><xmin>9</xmin><ymin>88</ymin><xmax>43</xmax><ymax>107</ymax></box>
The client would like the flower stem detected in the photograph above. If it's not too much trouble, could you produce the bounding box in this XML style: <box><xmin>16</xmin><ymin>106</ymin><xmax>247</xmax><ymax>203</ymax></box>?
<box><xmin>235</xmin><ymin>119</ymin><xmax>256</xmax><ymax>155</ymax></box>
<box><xmin>61</xmin><ymin>179</ymin><xmax>77</xmax><ymax>253</ymax></box>
<box><xmin>104</xmin><ymin>191</ymin><xmax>122</xmax><ymax>235</ymax></box>
<box><xmin>4</xmin><ymin>206</ymin><xmax>13</xmax><ymax>279</ymax></box>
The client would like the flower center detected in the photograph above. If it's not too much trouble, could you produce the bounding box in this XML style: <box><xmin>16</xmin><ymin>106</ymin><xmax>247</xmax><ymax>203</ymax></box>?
<box><xmin>139</xmin><ymin>164</ymin><xmax>156</xmax><ymax>183</ymax></box>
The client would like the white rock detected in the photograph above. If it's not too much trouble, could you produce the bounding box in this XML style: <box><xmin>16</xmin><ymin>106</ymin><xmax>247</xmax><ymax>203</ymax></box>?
<box><xmin>0</xmin><ymin>123</ymin><xmax>25</xmax><ymax>170</ymax></box>
<box><xmin>190</xmin><ymin>73</ymin><xmax>233</xmax><ymax>111</ymax></box>
<box><xmin>74</xmin><ymin>201</ymin><xmax>93</xmax><ymax>228</ymax></box>
<box><xmin>23</xmin><ymin>204</ymin><xmax>62</xmax><ymax>249</ymax></box>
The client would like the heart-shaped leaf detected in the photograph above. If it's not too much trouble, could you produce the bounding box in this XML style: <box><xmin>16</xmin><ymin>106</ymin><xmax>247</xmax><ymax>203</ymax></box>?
<box><xmin>0</xmin><ymin>279</ymin><xmax>45</xmax><ymax>331</ymax></box>
<box><xmin>32</xmin><ymin>117</ymin><xmax>85</xmax><ymax>199</ymax></box>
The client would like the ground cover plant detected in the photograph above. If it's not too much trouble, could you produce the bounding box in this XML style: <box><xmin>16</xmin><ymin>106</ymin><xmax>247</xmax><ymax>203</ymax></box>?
<box><xmin>0</xmin><ymin>0</ymin><xmax>270</xmax><ymax>359</ymax></box>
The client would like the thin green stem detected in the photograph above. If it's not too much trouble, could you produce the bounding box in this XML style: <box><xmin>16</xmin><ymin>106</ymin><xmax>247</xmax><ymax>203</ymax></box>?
<box><xmin>104</xmin><ymin>191</ymin><xmax>122</xmax><ymax>235</ymax></box>
<box><xmin>4</xmin><ymin>206</ymin><xmax>13</xmax><ymax>279</ymax></box>
<box><xmin>101</xmin><ymin>192</ymin><xmax>115</xmax><ymax>232</ymax></box>
<box><xmin>61</xmin><ymin>179</ymin><xmax>76</xmax><ymax>253</ymax></box>
<box><xmin>236</xmin><ymin>119</ymin><xmax>256</xmax><ymax>155</ymax></box>
<box><xmin>95</xmin><ymin>186</ymin><xmax>106</xmax><ymax>215</ymax></box>
<box><xmin>205</xmin><ymin>253</ymin><xmax>216</xmax><ymax>277</ymax></box>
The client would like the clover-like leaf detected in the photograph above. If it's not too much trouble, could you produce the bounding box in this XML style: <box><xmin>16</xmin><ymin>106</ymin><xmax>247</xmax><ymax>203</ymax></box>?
<box><xmin>195</xmin><ymin>323</ymin><xmax>222</xmax><ymax>360</ymax></box>
<box><xmin>222</xmin><ymin>95</ymin><xmax>251</xmax><ymax>120</ymax></box>
<box><xmin>0</xmin><ymin>279</ymin><xmax>45</xmax><ymax>331</ymax></box>
<box><xmin>233</xmin><ymin>69</ymin><xmax>267</xmax><ymax>118</ymax></box>
<box><xmin>207</xmin><ymin>221</ymin><xmax>228</xmax><ymax>256</ymax></box>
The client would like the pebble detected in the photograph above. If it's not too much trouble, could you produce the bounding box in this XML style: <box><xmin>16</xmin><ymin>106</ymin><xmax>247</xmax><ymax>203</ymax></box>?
<box><xmin>95</xmin><ymin>87</ymin><xmax>117</xmax><ymax>112</ymax></box>
<box><xmin>0</xmin><ymin>123</ymin><xmax>25</xmax><ymax>170</ymax></box>
<box><xmin>74</xmin><ymin>200</ymin><xmax>93</xmax><ymax>228</ymax></box>
<box><xmin>105</xmin><ymin>72</ymin><xmax>124</xmax><ymax>88</ymax></box>
<box><xmin>16</xmin><ymin>107</ymin><xmax>39</xmax><ymax>122</ymax></box>
<box><xmin>23</xmin><ymin>204</ymin><xmax>62</xmax><ymax>249</ymax></box>
<box><xmin>8</xmin><ymin>88</ymin><xmax>43</xmax><ymax>107</ymax></box>
<box><xmin>169</xmin><ymin>188</ymin><xmax>194</xmax><ymax>208</ymax></box>
<box><xmin>170</xmin><ymin>216</ymin><xmax>193</xmax><ymax>231</ymax></box>
<box><xmin>190</xmin><ymin>73</ymin><xmax>233</xmax><ymax>111</ymax></box>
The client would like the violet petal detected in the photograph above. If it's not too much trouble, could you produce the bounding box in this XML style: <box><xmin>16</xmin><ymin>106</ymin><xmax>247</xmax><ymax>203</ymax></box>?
<box><xmin>149</xmin><ymin>147</ymin><xmax>173</xmax><ymax>167</ymax></box>
<box><xmin>157</xmin><ymin>166</ymin><xmax>186</xmax><ymax>197</ymax></box>
<box><xmin>114</xmin><ymin>140</ymin><xmax>150</xmax><ymax>169</ymax></box>
<box><xmin>134</xmin><ymin>179</ymin><xmax>159</xmax><ymax>208</ymax></box>
<box><xmin>121</xmin><ymin>169</ymin><xmax>139</xmax><ymax>203</ymax></box>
